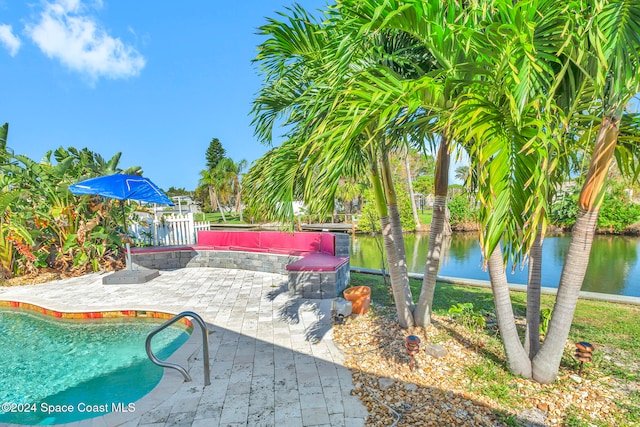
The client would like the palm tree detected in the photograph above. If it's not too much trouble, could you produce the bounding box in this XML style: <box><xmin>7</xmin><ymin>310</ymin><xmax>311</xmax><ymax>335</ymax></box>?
<box><xmin>446</xmin><ymin>0</ymin><xmax>640</xmax><ymax>382</ymax></box>
<box><xmin>198</xmin><ymin>168</ymin><xmax>225</xmax><ymax>222</ymax></box>
<box><xmin>403</xmin><ymin>146</ymin><xmax>421</xmax><ymax>228</ymax></box>
<box><xmin>333</xmin><ymin>0</ymin><xmax>640</xmax><ymax>383</ymax></box>
<box><xmin>213</xmin><ymin>157</ymin><xmax>247</xmax><ymax>221</ymax></box>
<box><xmin>335</xmin><ymin>177</ymin><xmax>367</xmax><ymax>217</ymax></box>
<box><xmin>453</xmin><ymin>165</ymin><xmax>468</xmax><ymax>186</ymax></box>
<box><xmin>0</xmin><ymin>123</ymin><xmax>8</xmax><ymax>154</ymax></box>
<box><xmin>248</xmin><ymin>5</ymin><xmax>419</xmax><ymax>327</ymax></box>
<box><xmin>334</xmin><ymin>0</ymin><xmax>488</xmax><ymax>326</ymax></box>
<box><xmin>230</xmin><ymin>159</ymin><xmax>248</xmax><ymax>221</ymax></box>
<box><xmin>530</xmin><ymin>0</ymin><xmax>640</xmax><ymax>383</ymax></box>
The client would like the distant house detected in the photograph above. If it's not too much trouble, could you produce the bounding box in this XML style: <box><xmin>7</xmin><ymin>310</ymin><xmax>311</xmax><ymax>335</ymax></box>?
<box><xmin>170</xmin><ymin>196</ymin><xmax>202</xmax><ymax>214</ymax></box>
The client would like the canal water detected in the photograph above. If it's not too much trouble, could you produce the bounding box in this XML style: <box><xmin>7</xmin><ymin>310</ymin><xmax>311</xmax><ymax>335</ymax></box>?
<box><xmin>350</xmin><ymin>233</ymin><xmax>640</xmax><ymax>297</ymax></box>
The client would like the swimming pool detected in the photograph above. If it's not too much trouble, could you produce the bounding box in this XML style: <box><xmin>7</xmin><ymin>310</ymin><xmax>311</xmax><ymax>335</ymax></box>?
<box><xmin>0</xmin><ymin>307</ymin><xmax>191</xmax><ymax>425</ymax></box>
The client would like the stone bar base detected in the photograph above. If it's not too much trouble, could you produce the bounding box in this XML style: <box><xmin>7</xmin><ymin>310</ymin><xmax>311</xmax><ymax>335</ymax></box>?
<box><xmin>288</xmin><ymin>261</ymin><xmax>350</xmax><ymax>299</ymax></box>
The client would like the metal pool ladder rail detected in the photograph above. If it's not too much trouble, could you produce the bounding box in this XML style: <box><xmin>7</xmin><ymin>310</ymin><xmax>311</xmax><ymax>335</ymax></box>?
<box><xmin>145</xmin><ymin>311</ymin><xmax>211</xmax><ymax>386</ymax></box>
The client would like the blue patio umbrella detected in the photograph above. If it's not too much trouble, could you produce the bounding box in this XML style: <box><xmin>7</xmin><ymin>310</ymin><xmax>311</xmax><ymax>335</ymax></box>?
<box><xmin>69</xmin><ymin>174</ymin><xmax>174</xmax><ymax>272</ymax></box>
<box><xmin>68</xmin><ymin>174</ymin><xmax>174</xmax><ymax>206</ymax></box>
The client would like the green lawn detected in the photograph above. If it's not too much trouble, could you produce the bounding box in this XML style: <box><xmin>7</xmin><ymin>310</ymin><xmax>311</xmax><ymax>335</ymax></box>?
<box><xmin>195</xmin><ymin>212</ymin><xmax>245</xmax><ymax>224</ymax></box>
<box><xmin>418</xmin><ymin>210</ymin><xmax>433</xmax><ymax>225</ymax></box>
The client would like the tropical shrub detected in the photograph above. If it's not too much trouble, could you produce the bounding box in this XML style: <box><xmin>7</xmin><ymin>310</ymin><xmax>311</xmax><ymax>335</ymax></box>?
<box><xmin>447</xmin><ymin>302</ymin><xmax>486</xmax><ymax>330</ymax></box>
<box><xmin>551</xmin><ymin>186</ymin><xmax>640</xmax><ymax>233</ymax></box>
<box><xmin>598</xmin><ymin>194</ymin><xmax>640</xmax><ymax>233</ymax></box>
<box><xmin>358</xmin><ymin>188</ymin><xmax>416</xmax><ymax>233</ymax></box>
<box><xmin>550</xmin><ymin>191</ymin><xmax>579</xmax><ymax>229</ymax></box>
<box><xmin>0</xmin><ymin>143</ymin><xmax>140</xmax><ymax>278</ymax></box>
<box><xmin>448</xmin><ymin>193</ymin><xmax>476</xmax><ymax>225</ymax></box>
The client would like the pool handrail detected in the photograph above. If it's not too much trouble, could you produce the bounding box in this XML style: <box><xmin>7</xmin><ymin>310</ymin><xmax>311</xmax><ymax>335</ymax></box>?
<box><xmin>145</xmin><ymin>311</ymin><xmax>211</xmax><ymax>386</ymax></box>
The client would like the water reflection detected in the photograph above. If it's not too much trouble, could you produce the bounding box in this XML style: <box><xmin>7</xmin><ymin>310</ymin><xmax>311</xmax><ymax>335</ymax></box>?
<box><xmin>350</xmin><ymin>233</ymin><xmax>640</xmax><ymax>297</ymax></box>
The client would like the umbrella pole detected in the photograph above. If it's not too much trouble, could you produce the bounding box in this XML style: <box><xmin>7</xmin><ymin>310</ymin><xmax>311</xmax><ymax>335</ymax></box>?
<box><xmin>120</xmin><ymin>201</ymin><xmax>132</xmax><ymax>271</ymax></box>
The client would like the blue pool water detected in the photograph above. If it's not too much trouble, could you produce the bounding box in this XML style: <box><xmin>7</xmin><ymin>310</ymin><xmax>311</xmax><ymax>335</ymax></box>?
<box><xmin>0</xmin><ymin>308</ymin><xmax>191</xmax><ymax>425</ymax></box>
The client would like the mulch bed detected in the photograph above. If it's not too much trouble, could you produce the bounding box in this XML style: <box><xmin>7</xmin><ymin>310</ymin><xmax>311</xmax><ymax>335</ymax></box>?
<box><xmin>332</xmin><ymin>306</ymin><xmax>630</xmax><ymax>426</ymax></box>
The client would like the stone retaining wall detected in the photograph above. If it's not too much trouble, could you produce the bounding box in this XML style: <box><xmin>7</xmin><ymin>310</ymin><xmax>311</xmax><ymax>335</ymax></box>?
<box><xmin>132</xmin><ymin>249</ymin><xmax>300</xmax><ymax>275</ymax></box>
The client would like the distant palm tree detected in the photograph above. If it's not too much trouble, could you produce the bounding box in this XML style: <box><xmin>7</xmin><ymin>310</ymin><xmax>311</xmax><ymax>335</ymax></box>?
<box><xmin>227</xmin><ymin>159</ymin><xmax>248</xmax><ymax>221</ymax></box>
<box><xmin>198</xmin><ymin>168</ymin><xmax>225</xmax><ymax>222</ymax></box>
<box><xmin>454</xmin><ymin>165</ymin><xmax>469</xmax><ymax>185</ymax></box>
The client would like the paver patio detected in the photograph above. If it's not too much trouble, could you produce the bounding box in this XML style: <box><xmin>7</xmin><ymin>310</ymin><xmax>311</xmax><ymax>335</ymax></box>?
<box><xmin>0</xmin><ymin>267</ymin><xmax>368</xmax><ymax>427</ymax></box>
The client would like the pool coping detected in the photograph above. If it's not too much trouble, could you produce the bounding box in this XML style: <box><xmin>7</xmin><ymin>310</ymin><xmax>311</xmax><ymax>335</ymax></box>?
<box><xmin>0</xmin><ymin>300</ymin><xmax>207</xmax><ymax>427</ymax></box>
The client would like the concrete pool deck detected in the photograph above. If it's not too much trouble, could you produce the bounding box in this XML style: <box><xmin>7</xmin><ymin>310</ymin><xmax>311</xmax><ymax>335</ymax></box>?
<box><xmin>0</xmin><ymin>268</ymin><xmax>368</xmax><ymax>427</ymax></box>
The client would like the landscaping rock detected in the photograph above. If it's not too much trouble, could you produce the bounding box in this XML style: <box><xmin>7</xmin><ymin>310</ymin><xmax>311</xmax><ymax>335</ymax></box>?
<box><xmin>424</xmin><ymin>344</ymin><xmax>447</xmax><ymax>359</ymax></box>
<box><xmin>517</xmin><ymin>407</ymin><xmax>548</xmax><ymax>426</ymax></box>
<box><xmin>378</xmin><ymin>378</ymin><xmax>394</xmax><ymax>391</ymax></box>
<box><xmin>332</xmin><ymin>307</ymin><xmax>627</xmax><ymax>427</ymax></box>
<box><xmin>404</xmin><ymin>383</ymin><xmax>417</xmax><ymax>392</ymax></box>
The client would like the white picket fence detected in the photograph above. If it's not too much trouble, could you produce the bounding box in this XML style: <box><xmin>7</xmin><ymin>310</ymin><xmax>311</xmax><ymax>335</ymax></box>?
<box><xmin>130</xmin><ymin>213</ymin><xmax>210</xmax><ymax>246</ymax></box>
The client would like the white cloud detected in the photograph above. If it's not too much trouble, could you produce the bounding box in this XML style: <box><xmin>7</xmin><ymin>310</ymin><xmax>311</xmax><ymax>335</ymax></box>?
<box><xmin>25</xmin><ymin>0</ymin><xmax>145</xmax><ymax>80</ymax></box>
<box><xmin>0</xmin><ymin>24</ymin><xmax>21</xmax><ymax>56</ymax></box>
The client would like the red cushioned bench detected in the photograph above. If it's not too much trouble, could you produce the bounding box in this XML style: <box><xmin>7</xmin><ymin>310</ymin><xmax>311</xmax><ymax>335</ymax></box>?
<box><xmin>285</xmin><ymin>253</ymin><xmax>349</xmax><ymax>271</ymax></box>
<box><xmin>197</xmin><ymin>230</ymin><xmax>328</xmax><ymax>256</ymax></box>
<box><xmin>130</xmin><ymin>231</ymin><xmax>350</xmax><ymax>299</ymax></box>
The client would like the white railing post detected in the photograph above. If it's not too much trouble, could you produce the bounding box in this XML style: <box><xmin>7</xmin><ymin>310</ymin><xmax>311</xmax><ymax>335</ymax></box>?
<box><xmin>188</xmin><ymin>212</ymin><xmax>195</xmax><ymax>244</ymax></box>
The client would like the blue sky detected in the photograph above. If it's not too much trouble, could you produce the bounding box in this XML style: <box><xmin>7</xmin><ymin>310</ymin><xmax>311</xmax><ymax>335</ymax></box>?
<box><xmin>0</xmin><ymin>0</ymin><xmax>330</xmax><ymax>191</ymax></box>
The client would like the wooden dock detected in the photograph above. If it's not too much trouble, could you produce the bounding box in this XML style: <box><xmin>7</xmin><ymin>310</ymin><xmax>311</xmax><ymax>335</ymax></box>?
<box><xmin>209</xmin><ymin>223</ymin><xmax>258</xmax><ymax>230</ymax></box>
<box><xmin>300</xmin><ymin>223</ymin><xmax>356</xmax><ymax>233</ymax></box>
<box><xmin>206</xmin><ymin>222</ymin><xmax>357</xmax><ymax>233</ymax></box>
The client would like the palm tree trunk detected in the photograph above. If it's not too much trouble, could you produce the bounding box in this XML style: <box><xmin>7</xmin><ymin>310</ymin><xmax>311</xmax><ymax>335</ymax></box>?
<box><xmin>525</xmin><ymin>225</ymin><xmax>543</xmax><ymax>359</ymax></box>
<box><xmin>370</xmin><ymin>165</ymin><xmax>415</xmax><ymax>328</ymax></box>
<box><xmin>380</xmin><ymin>214</ymin><xmax>415</xmax><ymax>328</ymax></box>
<box><xmin>404</xmin><ymin>146</ymin><xmax>421</xmax><ymax>228</ymax></box>
<box><xmin>208</xmin><ymin>186</ymin><xmax>217</xmax><ymax>212</ymax></box>
<box><xmin>213</xmin><ymin>190</ymin><xmax>226</xmax><ymax>223</ymax></box>
<box><xmin>532</xmin><ymin>209</ymin><xmax>598</xmax><ymax>383</ymax></box>
<box><xmin>414</xmin><ymin>135</ymin><xmax>450</xmax><ymax>326</ymax></box>
<box><xmin>487</xmin><ymin>245</ymin><xmax>532</xmax><ymax>378</ymax></box>
<box><xmin>532</xmin><ymin>116</ymin><xmax>618</xmax><ymax>384</ymax></box>
<box><xmin>237</xmin><ymin>183</ymin><xmax>243</xmax><ymax>222</ymax></box>
<box><xmin>414</xmin><ymin>195</ymin><xmax>447</xmax><ymax>325</ymax></box>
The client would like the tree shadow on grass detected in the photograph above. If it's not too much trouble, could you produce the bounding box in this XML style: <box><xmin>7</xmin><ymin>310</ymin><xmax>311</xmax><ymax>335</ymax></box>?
<box><xmin>435</xmin><ymin>318</ymin><xmax>507</xmax><ymax>369</ymax></box>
